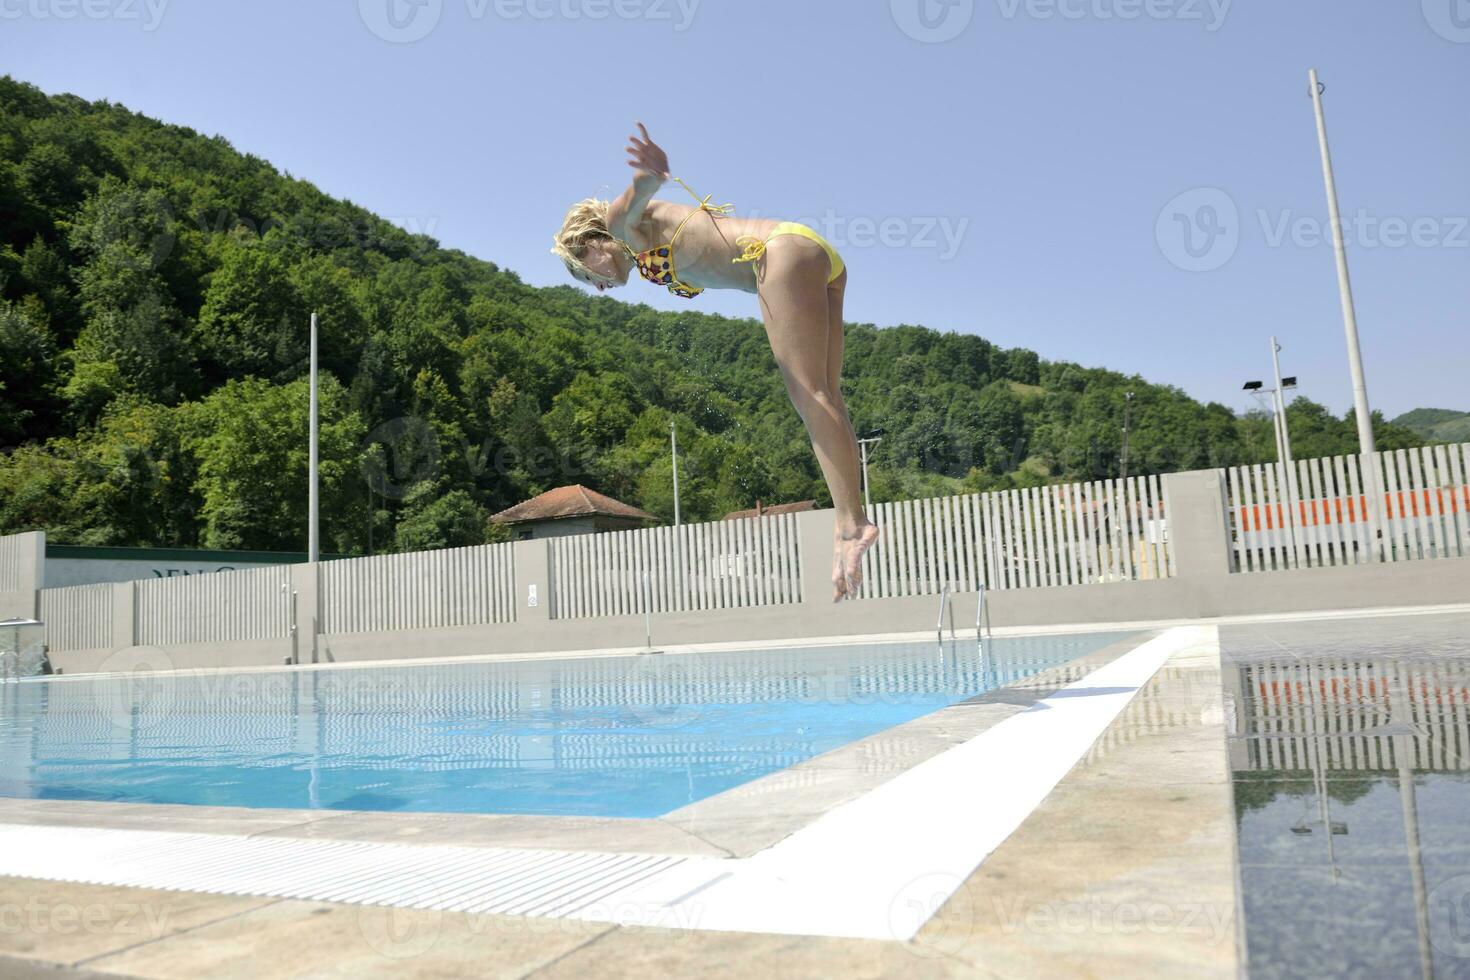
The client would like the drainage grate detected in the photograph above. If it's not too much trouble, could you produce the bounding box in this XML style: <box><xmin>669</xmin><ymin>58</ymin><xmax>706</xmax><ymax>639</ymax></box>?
<box><xmin>0</xmin><ymin>824</ymin><xmax>693</xmax><ymax>917</ymax></box>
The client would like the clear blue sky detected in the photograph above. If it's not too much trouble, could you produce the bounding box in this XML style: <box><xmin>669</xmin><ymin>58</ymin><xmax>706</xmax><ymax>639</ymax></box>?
<box><xmin>4</xmin><ymin>0</ymin><xmax>1466</xmax><ymax>419</ymax></box>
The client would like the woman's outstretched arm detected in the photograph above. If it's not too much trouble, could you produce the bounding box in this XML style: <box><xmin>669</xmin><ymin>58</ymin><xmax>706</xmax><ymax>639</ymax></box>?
<box><xmin>607</xmin><ymin>122</ymin><xmax>669</xmax><ymax>240</ymax></box>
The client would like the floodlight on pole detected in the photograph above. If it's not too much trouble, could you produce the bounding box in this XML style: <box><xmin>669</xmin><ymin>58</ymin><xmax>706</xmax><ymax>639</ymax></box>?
<box><xmin>1243</xmin><ymin>380</ymin><xmax>1285</xmax><ymax>467</ymax></box>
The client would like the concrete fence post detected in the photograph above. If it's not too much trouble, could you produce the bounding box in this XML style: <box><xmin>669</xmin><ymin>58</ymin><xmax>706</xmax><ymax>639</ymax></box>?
<box><xmin>514</xmin><ymin>537</ymin><xmax>552</xmax><ymax>623</ymax></box>
<box><xmin>290</xmin><ymin>562</ymin><xmax>320</xmax><ymax>663</ymax></box>
<box><xmin>108</xmin><ymin>581</ymin><xmax>135</xmax><ymax>650</ymax></box>
<box><xmin>0</xmin><ymin>530</ymin><xmax>45</xmax><ymax>620</ymax></box>
<box><xmin>795</xmin><ymin>508</ymin><xmax>837</xmax><ymax>605</ymax></box>
<box><xmin>1162</xmin><ymin>469</ymin><xmax>1235</xmax><ymax>615</ymax></box>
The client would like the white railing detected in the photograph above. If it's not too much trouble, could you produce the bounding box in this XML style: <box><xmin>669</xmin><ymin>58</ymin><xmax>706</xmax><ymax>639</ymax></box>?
<box><xmin>860</xmin><ymin>476</ymin><xmax>1173</xmax><ymax>598</ymax></box>
<box><xmin>37</xmin><ymin>583</ymin><xmax>112</xmax><ymax>652</ymax></box>
<box><xmin>320</xmin><ymin>542</ymin><xmax>516</xmax><ymax>634</ymax></box>
<box><xmin>549</xmin><ymin>513</ymin><xmax>803</xmax><ymax>619</ymax></box>
<box><xmin>136</xmin><ymin>566</ymin><xmax>293</xmax><ymax>646</ymax></box>
<box><xmin>1225</xmin><ymin>443</ymin><xmax>1470</xmax><ymax>572</ymax></box>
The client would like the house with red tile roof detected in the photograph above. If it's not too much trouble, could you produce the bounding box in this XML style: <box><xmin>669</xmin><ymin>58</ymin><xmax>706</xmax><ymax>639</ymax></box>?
<box><xmin>489</xmin><ymin>485</ymin><xmax>659</xmax><ymax>540</ymax></box>
<box><xmin>721</xmin><ymin>500</ymin><xmax>817</xmax><ymax>521</ymax></box>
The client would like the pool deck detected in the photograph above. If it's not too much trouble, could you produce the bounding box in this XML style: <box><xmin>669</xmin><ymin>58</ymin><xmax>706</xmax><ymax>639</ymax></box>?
<box><xmin>2</xmin><ymin>605</ymin><xmax>1457</xmax><ymax>978</ymax></box>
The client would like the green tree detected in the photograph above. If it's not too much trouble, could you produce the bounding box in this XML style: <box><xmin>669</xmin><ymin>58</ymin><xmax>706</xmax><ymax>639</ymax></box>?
<box><xmin>393</xmin><ymin>480</ymin><xmax>489</xmax><ymax>551</ymax></box>
<box><xmin>0</xmin><ymin>300</ymin><xmax>58</xmax><ymax>443</ymax></box>
<box><xmin>190</xmin><ymin>374</ymin><xmax>366</xmax><ymax>551</ymax></box>
<box><xmin>192</xmin><ymin>238</ymin><xmax>300</xmax><ymax>380</ymax></box>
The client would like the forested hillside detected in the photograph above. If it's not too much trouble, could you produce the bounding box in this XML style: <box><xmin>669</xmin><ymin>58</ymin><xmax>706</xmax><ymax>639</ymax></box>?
<box><xmin>1393</xmin><ymin>408</ymin><xmax>1470</xmax><ymax>445</ymax></box>
<box><xmin>0</xmin><ymin>78</ymin><xmax>1427</xmax><ymax>555</ymax></box>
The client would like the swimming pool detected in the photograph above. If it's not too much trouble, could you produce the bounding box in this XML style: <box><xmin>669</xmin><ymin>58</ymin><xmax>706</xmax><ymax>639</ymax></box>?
<box><xmin>0</xmin><ymin>632</ymin><xmax>1125</xmax><ymax>818</ymax></box>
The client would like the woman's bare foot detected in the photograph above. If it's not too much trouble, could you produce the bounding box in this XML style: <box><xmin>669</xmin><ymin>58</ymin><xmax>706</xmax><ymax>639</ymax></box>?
<box><xmin>831</xmin><ymin>544</ymin><xmax>848</xmax><ymax>602</ymax></box>
<box><xmin>837</xmin><ymin>522</ymin><xmax>880</xmax><ymax>599</ymax></box>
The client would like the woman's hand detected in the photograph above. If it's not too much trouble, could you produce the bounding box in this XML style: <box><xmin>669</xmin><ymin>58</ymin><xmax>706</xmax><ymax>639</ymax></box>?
<box><xmin>626</xmin><ymin>122</ymin><xmax>670</xmax><ymax>180</ymax></box>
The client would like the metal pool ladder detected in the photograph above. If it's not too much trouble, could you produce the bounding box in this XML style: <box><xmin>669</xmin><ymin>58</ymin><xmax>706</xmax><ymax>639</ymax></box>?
<box><xmin>937</xmin><ymin>585</ymin><xmax>956</xmax><ymax>646</ymax></box>
<box><xmin>939</xmin><ymin>585</ymin><xmax>993</xmax><ymax>647</ymax></box>
<box><xmin>976</xmin><ymin>583</ymin><xmax>992</xmax><ymax>643</ymax></box>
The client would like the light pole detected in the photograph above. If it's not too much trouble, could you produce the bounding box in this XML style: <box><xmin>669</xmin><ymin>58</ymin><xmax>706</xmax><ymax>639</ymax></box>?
<box><xmin>1308</xmin><ymin>70</ymin><xmax>1375</xmax><ymax>457</ymax></box>
<box><xmin>1244</xmin><ymin>367</ymin><xmax>1302</xmax><ymax>562</ymax></box>
<box><xmin>670</xmin><ymin>419</ymin><xmax>681</xmax><ymax>527</ymax></box>
<box><xmin>308</xmin><ymin>312</ymin><xmax>319</xmax><ymax>563</ymax></box>
<box><xmin>1242</xmin><ymin>377</ymin><xmax>1296</xmax><ymax>468</ymax></box>
<box><xmin>1269</xmin><ymin>337</ymin><xmax>1297</xmax><ymax>467</ymax></box>
<box><xmin>1119</xmin><ymin>392</ymin><xmax>1134</xmax><ymax>480</ymax></box>
<box><xmin>857</xmin><ymin>435</ymin><xmax>882</xmax><ymax>511</ymax></box>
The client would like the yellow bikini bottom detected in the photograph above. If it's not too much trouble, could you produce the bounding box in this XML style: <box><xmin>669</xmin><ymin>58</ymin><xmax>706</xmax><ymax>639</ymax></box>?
<box><xmin>733</xmin><ymin>222</ymin><xmax>845</xmax><ymax>283</ymax></box>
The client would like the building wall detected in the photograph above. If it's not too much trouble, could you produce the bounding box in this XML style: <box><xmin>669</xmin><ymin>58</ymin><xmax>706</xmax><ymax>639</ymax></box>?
<box><xmin>44</xmin><ymin>557</ymin><xmax>289</xmax><ymax>588</ymax></box>
<box><xmin>512</xmin><ymin>517</ymin><xmax>650</xmax><ymax>540</ymax></box>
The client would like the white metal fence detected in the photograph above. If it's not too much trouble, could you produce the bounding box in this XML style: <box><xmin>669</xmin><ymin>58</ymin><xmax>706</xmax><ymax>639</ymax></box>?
<box><xmin>548</xmin><ymin>513</ymin><xmax>803</xmax><ymax>619</ymax></box>
<box><xmin>859</xmin><ymin>476</ymin><xmax>1173</xmax><ymax>598</ymax></box>
<box><xmin>37</xmin><ymin>583</ymin><xmax>112</xmax><ymax>652</ymax></box>
<box><xmin>320</xmin><ymin>543</ymin><xmax>517</xmax><ymax>634</ymax></box>
<box><xmin>136</xmin><ymin>566</ymin><xmax>293</xmax><ymax>646</ymax></box>
<box><xmin>1225</xmin><ymin>444</ymin><xmax>1470</xmax><ymax>572</ymax></box>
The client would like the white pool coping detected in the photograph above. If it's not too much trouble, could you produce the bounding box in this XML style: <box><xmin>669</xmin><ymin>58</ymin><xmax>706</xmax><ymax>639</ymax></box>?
<box><xmin>0</xmin><ymin>625</ymin><xmax>1206</xmax><ymax>941</ymax></box>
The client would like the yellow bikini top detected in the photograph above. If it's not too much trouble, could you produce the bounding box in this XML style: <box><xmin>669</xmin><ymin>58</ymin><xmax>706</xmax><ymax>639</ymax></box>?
<box><xmin>620</xmin><ymin>178</ymin><xmax>766</xmax><ymax>299</ymax></box>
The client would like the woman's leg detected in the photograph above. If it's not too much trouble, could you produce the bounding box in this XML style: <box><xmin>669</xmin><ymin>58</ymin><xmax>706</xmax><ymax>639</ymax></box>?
<box><xmin>756</xmin><ymin>240</ymin><xmax>877</xmax><ymax>601</ymax></box>
<box><xmin>821</xmin><ymin>269</ymin><xmax>880</xmax><ymax>595</ymax></box>
<box><xmin>820</xmin><ymin>270</ymin><xmax>880</xmax><ymax>593</ymax></box>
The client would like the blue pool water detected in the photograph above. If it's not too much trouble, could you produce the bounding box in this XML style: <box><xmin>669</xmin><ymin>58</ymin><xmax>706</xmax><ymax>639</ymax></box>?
<box><xmin>0</xmin><ymin>632</ymin><xmax>1126</xmax><ymax>817</ymax></box>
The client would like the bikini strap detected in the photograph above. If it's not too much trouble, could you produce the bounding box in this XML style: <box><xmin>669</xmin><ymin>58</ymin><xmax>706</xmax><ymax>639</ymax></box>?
<box><xmin>668</xmin><ymin>176</ymin><xmax>734</xmax><ymax>216</ymax></box>
<box><xmin>666</xmin><ymin>176</ymin><xmax>735</xmax><ymax>245</ymax></box>
<box><xmin>731</xmin><ymin>236</ymin><xmax>766</xmax><ymax>266</ymax></box>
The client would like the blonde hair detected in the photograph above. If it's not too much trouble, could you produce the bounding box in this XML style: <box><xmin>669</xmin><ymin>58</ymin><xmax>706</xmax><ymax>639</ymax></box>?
<box><xmin>550</xmin><ymin>197</ymin><xmax>617</xmax><ymax>281</ymax></box>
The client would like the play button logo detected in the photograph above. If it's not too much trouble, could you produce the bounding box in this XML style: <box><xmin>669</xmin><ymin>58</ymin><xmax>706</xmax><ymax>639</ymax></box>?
<box><xmin>359</xmin><ymin>0</ymin><xmax>442</xmax><ymax>43</ymax></box>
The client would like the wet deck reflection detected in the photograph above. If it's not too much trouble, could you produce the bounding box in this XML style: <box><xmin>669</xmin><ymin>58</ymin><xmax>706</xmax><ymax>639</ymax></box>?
<box><xmin>1223</xmin><ymin>612</ymin><xmax>1470</xmax><ymax>980</ymax></box>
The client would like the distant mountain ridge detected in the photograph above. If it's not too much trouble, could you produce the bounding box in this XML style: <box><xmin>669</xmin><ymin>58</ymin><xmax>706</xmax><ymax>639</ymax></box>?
<box><xmin>1392</xmin><ymin>408</ymin><xmax>1470</xmax><ymax>445</ymax></box>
